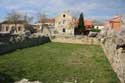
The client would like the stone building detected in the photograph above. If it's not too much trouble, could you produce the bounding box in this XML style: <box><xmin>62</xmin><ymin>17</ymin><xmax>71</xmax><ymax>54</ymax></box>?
<box><xmin>32</xmin><ymin>18</ymin><xmax>55</xmax><ymax>36</ymax></box>
<box><xmin>40</xmin><ymin>18</ymin><xmax>55</xmax><ymax>28</ymax></box>
<box><xmin>32</xmin><ymin>23</ymin><xmax>42</xmax><ymax>32</ymax></box>
<box><xmin>55</xmin><ymin>11</ymin><xmax>74</xmax><ymax>36</ymax></box>
<box><xmin>0</xmin><ymin>20</ymin><xmax>26</xmax><ymax>34</ymax></box>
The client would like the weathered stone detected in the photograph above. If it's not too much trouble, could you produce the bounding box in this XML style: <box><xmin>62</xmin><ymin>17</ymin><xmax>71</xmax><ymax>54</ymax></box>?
<box><xmin>14</xmin><ymin>79</ymin><xmax>42</xmax><ymax>83</ymax></box>
<box><xmin>99</xmin><ymin>28</ymin><xmax>125</xmax><ymax>83</ymax></box>
<box><xmin>88</xmin><ymin>31</ymin><xmax>98</xmax><ymax>37</ymax></box>
<box><xmin>63</xmin><ymin>81</ymin><xmax>73</xmax><ymax>83</ymax></box>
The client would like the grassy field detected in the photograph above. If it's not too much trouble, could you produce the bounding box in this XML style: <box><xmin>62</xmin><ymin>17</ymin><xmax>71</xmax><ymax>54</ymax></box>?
<box><xmin>0</xmin><ymin>42</ymin><xmax>119</xmax><ymax>83</ymax></box>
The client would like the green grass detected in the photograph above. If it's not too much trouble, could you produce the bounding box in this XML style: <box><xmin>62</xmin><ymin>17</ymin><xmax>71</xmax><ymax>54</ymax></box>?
<box><xmin>0</xmin><ymin>42</ymin><xmax>119</xmax><ymax>83</ymax></box>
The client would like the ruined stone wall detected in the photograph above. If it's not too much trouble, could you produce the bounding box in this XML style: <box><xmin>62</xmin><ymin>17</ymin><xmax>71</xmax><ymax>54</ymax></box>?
<box><xmin>52</xmin><ymin>36</ymin><xmax>99</xmax><ymax>45</ymax></box>
<box><xmin>98</xmin><ymin>28</ymin><xmax>125</xmax><ymax>83</ymax></box>
<box><xmin>0</xmin><ymin>34</ymin><xmax>50</xmax><ymax>54</ymax></box>
<box><xmin>15</xmin><ymin>79</ymin><xmax>42</xmax><ymax>83</ymax></box>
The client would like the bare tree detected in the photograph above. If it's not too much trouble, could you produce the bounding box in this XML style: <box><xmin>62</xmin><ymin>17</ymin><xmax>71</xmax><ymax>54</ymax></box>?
<box><xmin>37</xmin><ymin>12</ymin><xmax>48</xmax><ymax>32</ymax></box>
<box><xmin>37</xmin><ymin>12</ymin><xmax>47</xmax><ymax>23</ymax></box>
<box><xmin>6</xmin><ymin>10</ymin><xmax>34</xmax><ymax>33</ymax></box>
<box><xmin>23</xmin><ymin>13</ymin><xmax>33</xmax><ymax>31</ymax></box>
<box><xmin>24</xmin><ymin>13</ymin><xmax>33</xmax><ymax>24</ymax></box>
<box><xmin>6</xmin><ymin>10</ymin><xmax>23</xmax><ymax>33</ymax></box>
<box><xmin>36</xmin><ymin>12</ymin><xmax>52</xmax><ymax>37</ymax></box>
<box><xmin>6</xmin><ymin>11</ymin><xmax>23</xmax><ymax>21</ymax></box>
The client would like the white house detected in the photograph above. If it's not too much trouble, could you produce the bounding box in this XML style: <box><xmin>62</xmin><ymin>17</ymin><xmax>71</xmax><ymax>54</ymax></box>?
<box><xmin>94</xmin><ymin>25</ymin><xmax>105</xmax><ymax>30</ymax></box>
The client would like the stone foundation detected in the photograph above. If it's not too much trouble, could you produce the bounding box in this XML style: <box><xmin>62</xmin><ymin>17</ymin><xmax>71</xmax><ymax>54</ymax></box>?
<box><xmin>0</xmin><ymin>34</ymin><xmax>50</xmax><ymax>54</ymax></box>
<box><xmin>52</xmin><ymin>36</ymin><xmax>99</xmax><ymax>45</ymax></box>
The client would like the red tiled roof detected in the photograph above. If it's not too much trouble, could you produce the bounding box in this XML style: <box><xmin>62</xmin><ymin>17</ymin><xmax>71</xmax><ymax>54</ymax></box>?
<box><xmin>109</xmin><ymin>16</ymin><xmax>121</xmax><ymax>22</ymax></box>
<box><xmin>84</xmin><ymin>20</ymin><xmax>93</xmax><ymax>26</ymax></box>
<box><xmin>39</xmin><ymin>19</ymin><xmax>55</xmax><ymax>23</ymax></box>
<box><xmin>73</xmin><ymin>19</ymin><xmax>93</xmax><ymax>26</ymax></box>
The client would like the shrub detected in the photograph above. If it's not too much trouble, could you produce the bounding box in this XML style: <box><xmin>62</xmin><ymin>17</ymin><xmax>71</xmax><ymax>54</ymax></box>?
<box><xmin>91</xmin><ymin>28</ymin><xmax>101</xmax><ymax>32</ymax></box>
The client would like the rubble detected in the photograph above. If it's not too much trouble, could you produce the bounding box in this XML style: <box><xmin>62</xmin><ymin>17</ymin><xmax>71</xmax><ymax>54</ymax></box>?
<box><xmin>14</xmin><ymin>79</ymin><xmax>42</xmax><ymax>83</ymax></box>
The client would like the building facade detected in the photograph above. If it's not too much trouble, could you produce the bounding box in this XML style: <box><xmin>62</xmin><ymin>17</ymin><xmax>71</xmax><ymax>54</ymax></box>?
<box><xmin>104</xmin><ymin>15</ymin><xmax>125</xmax><ymax>31</ymax></box>
<box><xmin>33</xmin><ymin>18</ymin><xmax>55</xmax><ymax>36</ymax></box>
<box><xmin>40</xmin><ymin>19</ymin><xmax>55</xmax><ymax>28</ymax></box>
<box><xmin>94</xmin><ymin>25</ymin><xmax>104</xmax><ymax>30</ymax></box>
<box><xmin>0</xmin><ymin>20</ymin><xmax>26</xmax><ymax>34</ymax></box>
<box><xmin>55</xmin><ymin>11</ymin><xmax>74</xmax><ymax>36</ymax></box>
<box><xmin>109</xmin><ymin>16</ymin><xmax>121</xmax><ymax>31</ymax></box>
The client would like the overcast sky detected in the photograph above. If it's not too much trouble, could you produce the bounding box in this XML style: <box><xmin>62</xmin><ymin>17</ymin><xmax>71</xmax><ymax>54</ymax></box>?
<box><xmin>0</xmin><ymin>0</ymin><xmax>125</xmax><ymax>22</ymax></box>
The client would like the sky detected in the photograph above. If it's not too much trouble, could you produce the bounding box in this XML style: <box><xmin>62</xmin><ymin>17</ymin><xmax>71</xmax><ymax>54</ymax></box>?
<box><xmin>0</xmin><ymin>0</ymin><xmax>125</xmax><ymax>22</ymax></box>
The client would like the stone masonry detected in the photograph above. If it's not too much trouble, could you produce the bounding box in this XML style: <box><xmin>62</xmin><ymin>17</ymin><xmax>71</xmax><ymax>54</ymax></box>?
<box><xmin>14</xmin><ymin>79</ymin><xmax>42</xmax><ymax>83</ymax></box>
<box><xmin>98</xmin><ymin>27</ymin><xmax>125</xmax><ymax>83</ymax></box>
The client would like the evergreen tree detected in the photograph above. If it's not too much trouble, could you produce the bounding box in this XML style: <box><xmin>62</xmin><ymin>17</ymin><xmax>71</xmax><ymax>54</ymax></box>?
<box><xmin>78</xmin><ymin>12</ymin><xmax>85</xmax><ymax>34</ymax></box>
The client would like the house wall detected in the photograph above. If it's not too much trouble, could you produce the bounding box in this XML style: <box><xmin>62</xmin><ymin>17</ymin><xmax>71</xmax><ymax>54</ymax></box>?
<box><xmin>1</xmin><ymin>24</ymin><xmax>25</xmax><ymax>33</ymax></box>
<box><xmin>94</xmin><ymin>25</ymin><xmax>105</xmax><ymax>30</ymax></box>
<box><xmin>108</xmin><ymin>16</ymin><xmax>122</xmax><ymax>31</ymax></box>
<box><xmin>110</xmin><ymin>22</ymin><xmax>121</xmax><ymax>30</ymax></box>
<box><xmin>55</xmin><ymin>11</ymin><xmax>74</xmax><ymax>36</ymax></box>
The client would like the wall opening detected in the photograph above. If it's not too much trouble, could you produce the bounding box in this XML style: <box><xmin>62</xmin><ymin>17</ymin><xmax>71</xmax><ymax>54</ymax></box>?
<box><xmin>63</xmin><ymin>28</ymin><xmax>66</xmax><ymax>32</ymax></box>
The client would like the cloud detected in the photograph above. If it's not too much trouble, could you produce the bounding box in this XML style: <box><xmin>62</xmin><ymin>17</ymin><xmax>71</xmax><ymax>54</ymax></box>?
<box><xmin>0</xmin><ymin>0</ymin><xmax>125</xmax><ymax>21</ymax></box>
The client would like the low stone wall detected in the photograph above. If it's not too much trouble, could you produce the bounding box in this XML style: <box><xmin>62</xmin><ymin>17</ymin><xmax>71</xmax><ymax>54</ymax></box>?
<box><xmin>0</xmin><ymin>35</ymin><xmax>50</xmax><ymax>54</ymax></box>
<box><xmin>98</xmin><ymin>28</ymin><xmax>125</xmax><ymax>83</ymax></box>
<box><xmin>52</xmin><ymin>36</ymin><xmax>99</xmax><ymax>45</ymax></box>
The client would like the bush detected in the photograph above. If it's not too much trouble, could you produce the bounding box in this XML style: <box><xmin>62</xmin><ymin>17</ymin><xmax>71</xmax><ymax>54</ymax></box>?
<box><xmin>91</xmin><ymin>28</ymin><xmax>100</xmax><ymax>32</ymax></box>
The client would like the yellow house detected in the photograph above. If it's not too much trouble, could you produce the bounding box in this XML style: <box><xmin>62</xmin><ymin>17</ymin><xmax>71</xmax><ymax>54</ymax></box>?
<box><xmin>109</xmin><ymin>16</ymin><xmax>121</xmax><ymax>31</ymax></box>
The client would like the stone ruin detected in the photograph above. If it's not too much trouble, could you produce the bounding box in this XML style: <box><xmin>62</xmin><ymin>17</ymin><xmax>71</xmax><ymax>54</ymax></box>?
<box><xmin>15</xmin><ymin>79</ymin><xmax>77</xmax><ymax>83</ymax></box>
<box><xmin>14</xmin><ymin>79</ymin><xmax>42</xmax><ymax>83</ymax></box>
<box><xmin>98</xmin><ymin>27</ymin><xmax>125</xmax><ymax>83</ymax></box>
